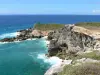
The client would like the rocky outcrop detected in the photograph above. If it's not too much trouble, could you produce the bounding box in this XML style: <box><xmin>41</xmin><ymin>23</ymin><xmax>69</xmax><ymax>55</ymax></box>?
<box><xmin>31</xmin><ymin>30</ymin><xmax>50</xmax><ymax>37</ymax></box>
<box><xmin>0</xmin><ymin>28</ymin><xmax>34</xmax><ymax>42</ymax></box>
<box><xmin>0</xmin><ymin>28</ymin><xmax>50</xmax><ymax>42</ymax></box>
<box><xmin>48</xmin><ymin>25</ymin><xmax>100</xmax><ymax>56</ymax></box>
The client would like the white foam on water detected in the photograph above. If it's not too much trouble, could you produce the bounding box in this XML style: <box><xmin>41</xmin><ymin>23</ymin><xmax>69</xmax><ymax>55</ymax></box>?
<box><xmin>42</xmin><ymin>36</ymin><xmax>50</xmax><ymax>45</ymax></box>
<box><xmin>45</xmin><ymin>40</ymin><xmax>50</xmax><ymax>45</ymax></box>
<box><xmin>0</xmin><ymin>42</ymin><xmax>8</xmax><ymax>44</ymax></box>
<box><xmin>0</xmin><ymin>37</ymin><xmax>37</xmax><ymax>45</ymax></box>
<box><xmin>0</xmin><ymin>41</ymin><xmax>20</xmax><ymax>45</ymax></box>
<box><xmin>26</xmin><ymin>38</ymin><xmax>37</xmax><ymax>41</ymax></box>
<box><xmin>42</xmin><ymin>39</ymin><xmax>50</xmax><ymax>46</ymax></box>
<box><xmin>37</xmin><ymin>54</ymin><xmax>62</xmax><ymax>65</ymax></box>
<box><xmin>0</xmin><ymin>32</ymin><xmax>20</xmax><ymax>39</ymax></box>
<box><xmin>42</xmin><ymin>36</ymin><xmax>48</xmax><ymax>39</ymax></box>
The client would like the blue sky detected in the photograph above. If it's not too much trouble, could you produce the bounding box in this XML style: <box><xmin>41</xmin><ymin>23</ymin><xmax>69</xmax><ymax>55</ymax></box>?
<box><xmin>0</xmin><ymin>0</ymin><xmax>100</xmax><ymax>15</ymax></box>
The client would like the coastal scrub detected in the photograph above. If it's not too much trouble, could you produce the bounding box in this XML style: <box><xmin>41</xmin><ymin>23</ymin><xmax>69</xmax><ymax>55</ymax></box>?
<box><xmin>58</xmin><ymin>63</ymin><xmax>100</xmax><ymax>75</ymax></box>
<box><xmin>34</xmin><ymin>22</ymin><xmax>64</xmax><ymax>30</ymax></box>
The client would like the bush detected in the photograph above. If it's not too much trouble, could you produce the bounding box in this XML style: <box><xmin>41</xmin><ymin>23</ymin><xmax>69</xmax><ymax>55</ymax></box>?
<box><xmin>59</xmin><ymin>63</ymin><xmax>100</xmax><ymax>75</ymax></box>
<box><xmin>79</xmin><ymin>50</ymin><xmax>100</xmax><ymax>60</ymax></box>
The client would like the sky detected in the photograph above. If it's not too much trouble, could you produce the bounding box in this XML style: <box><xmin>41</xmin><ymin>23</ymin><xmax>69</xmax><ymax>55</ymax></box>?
<box><xmin>0</xmin><ymin>0</ymin><xmax>100</xmax><ymax>15</ymax></box>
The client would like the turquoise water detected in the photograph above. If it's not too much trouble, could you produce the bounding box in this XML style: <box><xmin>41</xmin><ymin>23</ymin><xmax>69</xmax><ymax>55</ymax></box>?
<box><xmin>0</xmin><ymin>39</ymin><xmax>50</xmax><ymax>75</ymax></box>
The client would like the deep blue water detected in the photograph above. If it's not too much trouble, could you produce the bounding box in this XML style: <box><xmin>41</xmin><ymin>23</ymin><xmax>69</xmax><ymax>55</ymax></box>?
<box><xmin>0</xmin><ymin>15</ymin><xmax>100</xmax><ymax>75</ymax></box>
<box><xmin>0</xmin><ymin>15</ymin><xmax>100</xmax><ymax>35</ymax></box>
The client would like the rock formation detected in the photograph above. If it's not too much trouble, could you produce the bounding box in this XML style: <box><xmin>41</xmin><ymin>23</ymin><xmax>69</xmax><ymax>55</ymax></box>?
<box><xmin>0</xmin><ymin>28</ymin><xmax>50</xmax><ymax>42</ymax></box>
<box><xmin>48</xmin><ymin>25</ymin><xmax>100</xmax><ymax>57</ymax></box>
<box><xmin>45</xmin><ymin>25</ymin><xmax>100</xmax><ymax>75</ymax></box>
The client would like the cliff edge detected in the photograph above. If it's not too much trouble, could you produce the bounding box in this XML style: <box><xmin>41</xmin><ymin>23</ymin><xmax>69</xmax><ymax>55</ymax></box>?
<box><xmin>48</xmin><ymin>25</ymin><xmax>100</xmax><ymax>58</ymax></box>
<box><xmin>45</xmin><ymin>24</ymin><xmax>100</xmax><ymax>75</ymax></box>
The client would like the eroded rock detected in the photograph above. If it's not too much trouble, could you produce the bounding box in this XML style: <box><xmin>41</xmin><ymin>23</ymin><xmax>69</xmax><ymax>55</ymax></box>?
<box><xmin>48</xmin><ymin>25</ymin><xmax>100</xmax><ymax>57</ymax></box>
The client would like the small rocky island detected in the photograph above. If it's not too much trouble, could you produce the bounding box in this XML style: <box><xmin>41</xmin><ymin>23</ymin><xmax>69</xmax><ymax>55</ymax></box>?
<box><xmin>1</xmin><ymin>22</ymin><xmax>100</xmax><ymax>75</ymax></box>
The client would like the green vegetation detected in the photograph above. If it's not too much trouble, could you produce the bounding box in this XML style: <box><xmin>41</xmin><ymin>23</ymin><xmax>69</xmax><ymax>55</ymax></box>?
<box><xmin>34</xmin><ymin>22</ymin><xmax>64</xmax><ymax>30</ymax></box>
<box><xmin>56</xmin><ymin>51</ymin><xmax>67</xmax><ymax>59</ymax></box>
<box><xmin>56</xmin><ymin>50</ymin><xmax>78</xmax><ymax>60</ymax></box>
<box><xmin>57</xmin><ymin>50</ymin><xmax>100</xmax><ymax>75</ymax></box>
<box><xmin>56</xmin><ymin>50</ymin><xmax>100</xmax><ymax>60</ymax></box>
<box><xmin>59</xmin><ymin>63</ymin><xmax>100</xmax><ymax>75</ymax></box>
<box><xmin>79</xmin><ymin>50</ymin><xmax>100</xmax><ymax>60</ymax></box>
<box><xmin>75</xmin><ymin>22</ymin><xmax>100</xmax><ymax>27</ymax></box>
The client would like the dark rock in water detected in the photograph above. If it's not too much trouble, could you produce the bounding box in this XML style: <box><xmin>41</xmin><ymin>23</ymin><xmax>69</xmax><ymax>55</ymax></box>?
<box><xmin>0</xmin><ymin>38</ymin><xmax>15</xmax><ymax>42</ymax></box>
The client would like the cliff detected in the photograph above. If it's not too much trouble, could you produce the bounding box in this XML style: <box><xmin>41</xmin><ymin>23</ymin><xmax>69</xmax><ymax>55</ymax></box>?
<box><xmin>45</xmin><ymin>25</ymin><xmax>100</xmax><ymax>75</ymax></box>
<box><xmin>47</xmin><ymin>25</ymin><xmax>100</xmax><ymax>58</ymax></box>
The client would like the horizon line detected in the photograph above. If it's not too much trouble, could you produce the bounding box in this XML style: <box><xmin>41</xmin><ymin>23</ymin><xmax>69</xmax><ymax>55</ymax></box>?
<box><xmin>0</xmin><ymin>14</ymin><xmax>100</xmax><ymax>15</ymax></box>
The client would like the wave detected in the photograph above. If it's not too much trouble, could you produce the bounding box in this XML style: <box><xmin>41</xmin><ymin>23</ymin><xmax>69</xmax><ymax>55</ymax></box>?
<box><xmin>37</xmin><ymin>54</ymin><xmax>62</xmax><ymax>65</ymax></box>
<box><xmin>0</xmin><ymin>32</ymin><xmax>20</xmax><ymax>39</ymax></box>
<box><xmin>0</xmin><ymin>42</ymin><xmax>9</xmax><ymax>44</ymax></box>
<box><xmin>0</xmin><ymin>38</ymin><xmax>38</xmax><ymax>45</ymax></box>
<box><xmin>42</xmin><ymin>36</ymin><xmax>50</xmax><ymax>44</ymax></box>
<box><xmin>26</xmin><ymin>38</ymin><xmax>37</xmax><ymax>41</ymax></box>
<box><xmin>44</xmin><ymin>40</ymin><xmax>50</xmax><ymax>45</ymax></box>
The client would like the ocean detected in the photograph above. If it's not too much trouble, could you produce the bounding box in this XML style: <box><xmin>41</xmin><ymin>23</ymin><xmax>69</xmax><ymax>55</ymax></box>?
<box><xmin>0</xmin><ymin>15</ymin><xmax>100</xmax><ymax>75</ymax></box>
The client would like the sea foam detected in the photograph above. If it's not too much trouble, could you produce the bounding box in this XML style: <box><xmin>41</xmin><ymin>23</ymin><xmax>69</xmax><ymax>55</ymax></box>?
<box><xmin>0</xmin><ymin>32</ymin><xmax>20</xmax><ymax>39</ymax></box>
<box><xmin>37</xmin><ymin>54</ymin><xmax>62</xmax><ymax>65</ymax></box>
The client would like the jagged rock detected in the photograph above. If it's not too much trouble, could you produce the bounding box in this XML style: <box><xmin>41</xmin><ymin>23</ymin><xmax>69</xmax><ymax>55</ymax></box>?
<box><xmin>0</xmin><ymin>38</ymin><xmax>15</xmax><ymax>42</ymax></box>
<box><xmin>0</xmin><ymin>28</ymin><xmax>41</xmax><ymax>42</ymax></box>
<box><xmin>31</xmin><ymin>29</ymin><xmax>50</xmax><ymax>37</ymax></box>
<box><xmin>48</xmin><ymin>25</ymin><xmax>100</xmax><ymax>56</ymax></box>
<box><xmin>0</xmin><ymin>28</ymin><xmax>50</xmax><ymax>42</ymax></box>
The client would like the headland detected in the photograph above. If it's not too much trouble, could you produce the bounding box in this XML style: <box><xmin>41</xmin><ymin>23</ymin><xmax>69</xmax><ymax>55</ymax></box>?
<box><xmin>1</xmin><ymin>22</ymin><xmax>100</xmax><ymax>75</ymax></box>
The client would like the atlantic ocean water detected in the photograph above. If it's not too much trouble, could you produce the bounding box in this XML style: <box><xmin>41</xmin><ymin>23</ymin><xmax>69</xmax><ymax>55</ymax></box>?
<box><xmin>0</xmin><ymin>15</ymin><xmax>100</xmax><ymax>75</ymax></box>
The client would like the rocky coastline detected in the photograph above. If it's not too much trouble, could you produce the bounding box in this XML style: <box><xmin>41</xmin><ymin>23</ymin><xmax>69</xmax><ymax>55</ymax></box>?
<box><xmin>0</xmin><ymin>28</ymin><xmax>50</xmax><ymax>42</ymax></box>
<box><xmin>1</xmin><ymin>24</ymin><xmax>100</xmax><ymax>75</ymax></box>
<box><xmin>47</xmin><ymin>25</ymin><xmax>100</xmax><ymax>57</ymax></box>
<box><xmin>45</xmin><ymin>25</ymin><xmax>100</xmax><ymax>75</ymax></box>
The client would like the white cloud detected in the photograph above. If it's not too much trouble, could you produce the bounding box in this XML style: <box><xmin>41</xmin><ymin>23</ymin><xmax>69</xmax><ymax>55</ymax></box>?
<box><xmin>93</xmin><ymin>10</ymin><xmax>100</xmax><ymax>13</ymax></box>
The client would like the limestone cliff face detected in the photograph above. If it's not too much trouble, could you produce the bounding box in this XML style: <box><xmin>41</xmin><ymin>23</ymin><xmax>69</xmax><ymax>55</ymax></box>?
<box><xmin>31</xmin><ymin>30</ymin><xmax>51</xmax><ymax>37</ymax></box>
<box><xmin>48</xmin><ymin>25</ymin><xmax>100</xmax><ymax>56</ymax></box>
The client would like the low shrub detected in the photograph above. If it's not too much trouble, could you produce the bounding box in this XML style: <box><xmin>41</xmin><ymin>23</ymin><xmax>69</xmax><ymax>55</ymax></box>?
<box><xmin>59</xmin><ymin>63</ymin><xmax>100</xmax><ymax>75</ymax></box>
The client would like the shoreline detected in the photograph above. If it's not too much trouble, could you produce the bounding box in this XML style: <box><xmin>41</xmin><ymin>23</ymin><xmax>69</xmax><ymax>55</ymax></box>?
<box><xmin>0</xmin><ymin>32</ymin><xmax>20</xmax><ymax>39</ymax></box>
<box><xmin>1</xmin><ymin>23</ymin><xmax>100</xmax><ymax>75</ymax></box>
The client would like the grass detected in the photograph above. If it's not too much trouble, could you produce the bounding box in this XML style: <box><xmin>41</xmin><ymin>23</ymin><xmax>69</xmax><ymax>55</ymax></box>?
<box><xmin>75</xmin><ymin>22</ymin><xmax>100</xmax><ymax>27</ymax></box>
<box><xmin>33</xmin><ymin>22</ymin><xmax>64</xmax><ymax>30</ymax></box>
<box><xmin>59</xmin><ymin>63</ymin><xmax>100</xmax><ymax>75</ymax></box>
<box><xmin>79</xmin><ymin>50</ymin><xmax>100</xmax><ymax>60</ymax></box>
<box><xmin>57</xmin><ymin>50</ymin><xmax>100</xmax><ymax>75</ymax></box>
<box><xmin>56</xmin><ymin>51</ymin><xmax>67</xmax><ymax>59</ymax></box>
<box><xmin>56</xmin><ymin>50</ymin><xmax>100</xmax><ymax>60</ymax></box>
<box><xmin>56</xmin><ymin>49</ymin><xmax>80</xmax><ymax>60</ymax></box>
<box><xmin>69</xmin><ymin>50</ymin><xmax>100</xmax><ymax>60</ymax></box>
